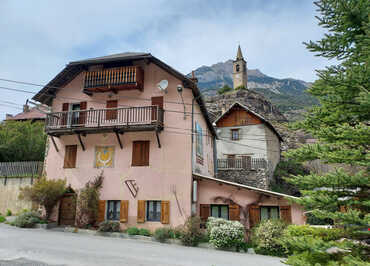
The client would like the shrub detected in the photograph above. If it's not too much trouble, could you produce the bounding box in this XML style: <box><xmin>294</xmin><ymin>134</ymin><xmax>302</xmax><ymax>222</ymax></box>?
<box><xmin>0</xmin><ymin>216</ymin><xmax>5</xmax><ymax>223</ymax></box>
<box><xmin>217</xmin><ymin>85</ymin><xmax>233</xmax><ymax>95</ymax></box>
<box><xmin>180</xmin><ymin>216</ymin><xmax>203</xmax><ymax>247</ymax></box>
<box><xmin>98</xmin><ymin>221</ymin><xmax>120</xmax><ymax>232</ymax></box>
<box><xmin>206</xmin><ymin>217</ymin><xmax>229</xmax><ymax>236</ymax></box>
<box><xmin>235</xmin><ymin>85</ymin><xmax>247</xmax><ymax>91</ymax></box>
<box><xmin>127</xmin><ymin>227</ymin><xmax>140</xmax><ymax>235</ymax></box>
<box><xmin>153</xmin><ymin>228</ymin><xmax>172</xmax><ymax>243</ymax></box>
<box><xmin>138</xmin><ymin>228</ymin><xmax>151</xmax><ymax>236</ymax></box>
<box><xmin>252</xmin><ymin>219</ymin><xmax>287</xmax><ymax>256</ymax></box>
<box><xmin>13</xmin><ymin>211</ymin><xmax>42</xmax><ymax>228</ymax></box>
<box><xmin>209</xmin><ymin>220</ymin><xmax>245</xmax><ymax>250</ymax></box>
<box><xmin>76</xmin><ymin>172</ymin><xmax>104</xmax><ymax>228</ymax></box>
<box><xmin>283</xmin><ymin>225</ymin><xmax>348</xmax><ymax>242</ymax></box>
<box><xmin>19</xmin><ymin>176</ymin><xmax>66</xmax><ymax>220</ymax></box>
<box><xmin>6</xmin><ymin>209</ymin><xmax>12</xmax><ymax>216</ymax></box>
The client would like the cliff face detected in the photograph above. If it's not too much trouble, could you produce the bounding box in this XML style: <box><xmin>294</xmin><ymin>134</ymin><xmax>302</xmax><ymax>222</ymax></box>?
<box><xmin>204</xmin><ymin>89</ymin><xmax>287</xmax><ymax>122</ymax></box>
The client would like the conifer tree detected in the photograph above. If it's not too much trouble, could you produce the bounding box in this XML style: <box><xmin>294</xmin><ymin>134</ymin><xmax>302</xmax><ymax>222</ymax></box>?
<box><xmin>285</xmin><ymin>0</ymin><xmax>369</xmax><ymax>238</ymax></box>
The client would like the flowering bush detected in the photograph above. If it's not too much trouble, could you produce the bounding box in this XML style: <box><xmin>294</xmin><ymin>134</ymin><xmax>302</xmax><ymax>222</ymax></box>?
<box><xmin>208</xmin><ymin>219</ymin><xmax>245</xmax><ymax>249</ymax></box>
<box><xmin>206</xmin><ymin>217</ymin><xmax>229</xmax><ymax>235</ymax></box>
<box><xmin>252</xmin><ymin>219</ymin><xmax>287</xmax><ymax>256</ymax></box>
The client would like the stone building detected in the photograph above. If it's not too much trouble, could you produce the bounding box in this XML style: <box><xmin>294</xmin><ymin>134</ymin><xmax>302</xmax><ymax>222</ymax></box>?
<box><xmin>232</xmin><ymin>45</ymin><xmax>247</xmax><ymax>89</ymax></box>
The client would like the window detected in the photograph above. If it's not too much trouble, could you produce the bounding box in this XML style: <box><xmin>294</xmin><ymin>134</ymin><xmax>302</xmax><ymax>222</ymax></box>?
<box><xmin>211</xmin><ymin>205</ymin><xmax>229</xmax><ymax>220</ymax></box>
<box><xmin>146</xmin><ymin>201</ymin><xmax>161</xmax><ymax>222</ymax></box>
<box><xmin>63</xmin><ymin>145</ymin><xmax>77</xmax><ymax>168</ymax></box>
<box><xmin>106</xmin><ymin>200</ymin><xmax>120</xmax><ymax>221</ymax></box>
<box><xmin>132</xmin><ymin>141</ymin><xmax>150</xmax><ymax>166</ymax></box>
<box><xmin>231</xmin><ymin>129</ymin><xmax>239</xmax><ymax>140</ymax></box>
<box><xmin>195</xmin><ymin>122</ymin><xmax>203</xmax><ymax>165</ymax></box>
<box><xmin>106</xmin><ymin>100</ymin><xmax>118</xmax><ymax>120</ymax></box>
<box><xmin>236</xmin><ymin>64</ymin><xmax>240</xmax><ymax>72</ymax></box>
<box><xmin>260</xmin><ymin>206</ymin><xmax>279</xmax><ymax>221</ymax></box>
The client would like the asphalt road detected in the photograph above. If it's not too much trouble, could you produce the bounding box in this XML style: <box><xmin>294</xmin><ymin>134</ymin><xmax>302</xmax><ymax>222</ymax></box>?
<box><xmin>0</xmin><ymin>224</ymin><xmax>285</xmax><ymax>266</ymax></box>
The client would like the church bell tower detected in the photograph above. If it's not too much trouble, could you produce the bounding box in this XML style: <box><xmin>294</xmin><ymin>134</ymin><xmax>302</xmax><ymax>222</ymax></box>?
<box><xmin>232</xmin><ymin>45</ymin><xmax>247</xmax><ymax>89</ymax></box>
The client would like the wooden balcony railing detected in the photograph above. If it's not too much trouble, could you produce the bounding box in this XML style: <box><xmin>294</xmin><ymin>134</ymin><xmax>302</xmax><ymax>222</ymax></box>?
<box><xmin>217</xmin><ymin>158</ymin><xmax>267</xmax><ymax>170</ymax></box>
<box><xmin>84</xmin><ymin>66</ymin><xmax>144</xmax><ymax>92</ymax></box>
<box><xmin>46</xmin><ymin>105</ymin><xmax>163</xmax><ymax>135</ymax></box>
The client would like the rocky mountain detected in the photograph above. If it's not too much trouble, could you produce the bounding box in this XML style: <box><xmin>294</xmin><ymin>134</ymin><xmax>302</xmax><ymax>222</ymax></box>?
<box><xmin>191</xmin><ymin>60</ymin><xmax>317</xmax><ymax>117</ymax></box>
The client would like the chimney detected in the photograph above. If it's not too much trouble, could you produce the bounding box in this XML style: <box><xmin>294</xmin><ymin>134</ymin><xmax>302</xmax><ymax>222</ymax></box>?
<box><xmin>5</xmin><ymin>114</ymin><xmax>13</xmax><ymax>120</ymax></box>
<box><xmin>23</xmin><ymin>104</ymin><xmax>30</xmax><ymax>112</ymax></box>
<box><xmin>190</xmin><ymin>71</ymin><xmax>198</xmax><ymax>83</ymax></box>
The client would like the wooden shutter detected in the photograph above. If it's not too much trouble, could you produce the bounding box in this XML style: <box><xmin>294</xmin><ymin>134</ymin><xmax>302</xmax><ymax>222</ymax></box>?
<box><xmin>97</xmin><ymin>200</ymin><xmax>106</xmax><ymax>223</ymax></box>
<box><xmin>120</xmin><ymin>200</ymin><xmax>129</xmax><ymax>223</ymax></box>
<box><xmin>151</xmin><ymin>96</ymin><xmax>163</xmax><ymax>121</ymax></box>
<box><xmin>132</xmin><ymin>141</ymin><xmax>150</xmax><ymax>166</ymax></box>
<box><xmin>61</xmin><ymin>103</ymin><xmax>69</xmax><ymax>126</ymax></box>
<box><xmin>200</xmin><ymin>204</ymin><xmax>210</xmax><ymax>223</ymax></box>
<box><xmin>137</xmin><ymin>200</ymin><xmax>145</xmax><ymax>223</ymax></box>
<box><xmin>249</xmin><ymin>204</ymin><xmax>260</xmax><ymax>228</ymax></box>
<box><xmin>161</xmin><ymin>201</ymin><xmax>170</xmax><ymax>224</ymax></box>
<box><xmin>106</xmin><ymin>100</ymin><xmax>118</xmax><ymax>120</ymax></box>
<box><xmin>63</xmin><ymin>145</ymin><xmax>77</xmax><ymax>168</ymax></box>
<box><xmin>79</xmin><ymin>101</ymin><xmax>87</xmax><ymax>125</ymax></box>
<box><xmin>229</xmin><ymin>204</ymin><xmax>240</xmax><ymax>221</ymax></box>
<box><xmin>280</xmin><ymin>206</ymin><xmax>292</xmax><ymax>224</ymax></box>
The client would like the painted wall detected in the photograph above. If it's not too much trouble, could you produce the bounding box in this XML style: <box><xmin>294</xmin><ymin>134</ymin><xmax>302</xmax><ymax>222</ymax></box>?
<box><xmin>196</xmin><ymin>179</ymin><xmax>306</xmax><ymax>228</ymax></box>
<box><xmin>45</xmin><ymin>60</ymin><xmax>214</xmax><ymax>229</ymax></box>
<box><xmin>0</xmin><ymin>177</ymin><xmax>34</xmax><ymax>214</ymax></box>
<box><xmin>216</xmin><ymin>124</ymin><xmax>267</xmax><ymax>159</ymax></box>
<box><xmin>265</xmin><ymin>126</ymin><xmax>281</xmax><ymax>178</ymax></box>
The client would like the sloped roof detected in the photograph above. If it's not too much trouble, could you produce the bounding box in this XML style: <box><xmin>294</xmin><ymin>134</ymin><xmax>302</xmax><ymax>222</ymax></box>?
<box><xmin>193</xmin><ymin>173</ymin><xmax>298</xmax><ymax>199</ymax></box>
<box><xmin>6</xmin><ymin>107</ymin><xmax>46</xmax><ymax>121</ymax></box>
<box><xmin>214</xmin><ymin>102</ymin><xmax>283</xmax><ymax>142</ymax></box>
<box><xmin>32</xmin><ymin>52</ymin><xmax>216</xmax><ymax>137</ymax></box>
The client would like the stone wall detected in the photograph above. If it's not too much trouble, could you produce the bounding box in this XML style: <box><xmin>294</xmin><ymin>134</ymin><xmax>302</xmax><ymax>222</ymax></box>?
<box><xmin>216</xmin><ymin>168</ymin><xmax>269</xmax><ymax>190</ymax></box>
<box><xmin>0</xmin><ymin>177</ymin><xmax>34</xmax><ymax>215</ymax></box>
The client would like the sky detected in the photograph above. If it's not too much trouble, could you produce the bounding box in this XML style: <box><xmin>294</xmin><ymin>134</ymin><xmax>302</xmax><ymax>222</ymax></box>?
<box><xmin>0</xmin><ymin>0</ymin><xmax>330</xmax><ymax>120</ymax></box>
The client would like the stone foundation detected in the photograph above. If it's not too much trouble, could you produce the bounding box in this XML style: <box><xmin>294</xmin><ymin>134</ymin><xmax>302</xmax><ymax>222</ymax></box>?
<box><xmin>216</xmin><ymin>168</ymin><xmax>269</xmax><ymax>190</ymax></box>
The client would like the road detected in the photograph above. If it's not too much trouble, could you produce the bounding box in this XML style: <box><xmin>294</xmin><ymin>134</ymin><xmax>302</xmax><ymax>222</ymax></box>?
<box><xmin>0</xmin><ymin>224</ymin><xmax>284</xmax><ymax>266</ymax></box>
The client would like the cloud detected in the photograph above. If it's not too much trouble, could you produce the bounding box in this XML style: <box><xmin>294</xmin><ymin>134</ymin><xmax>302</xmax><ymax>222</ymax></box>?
<box><xmin>0</xmin><ymin>0</ymin><xmax>328</xmax><ymax>119</ymax></box>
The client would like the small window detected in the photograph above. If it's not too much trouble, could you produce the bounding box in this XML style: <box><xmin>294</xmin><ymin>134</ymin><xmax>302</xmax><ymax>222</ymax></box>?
<box><xmin>260</xmin><ymin>206</ymin><xmax>279</xmax><ymax>221</ymax></box>
<box><xmin>211</xmin><ymin>205</ymin><xmax>229</xmax><ymax>220</ymax></box>
<box><xmin>231</xmin><ymin>129</ymin><xmax>239</xmax><ymax>140</ymax></box>
<box><xmin>63</xmin><ymin>145</ymin><xmax>77</xmax><ymax>168</ymax></box>
<box><xmin>106</xmin><ymin>200</ymin><xmax>120</xmax><ymax>221</ymax></box>
<box><xmin>236</xmin><ymin>64</ymin><xmax>240</xmax><ymax>72</ymax></box>
<box><xmin>132</xmin><ymin>141</ymin><xmax>150</xmax><ymax>166</ymax></box>
<box><xmin>146</xmin><ymin>201</ymin><xmax>161</xmax><ymax>222</ymax></box>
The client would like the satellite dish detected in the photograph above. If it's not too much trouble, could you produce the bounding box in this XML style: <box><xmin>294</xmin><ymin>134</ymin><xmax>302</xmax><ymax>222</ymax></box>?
<box><xmin>157</xmin><ymin>80</ymin><xmax>168</xmax><ymax>93</ymax></box>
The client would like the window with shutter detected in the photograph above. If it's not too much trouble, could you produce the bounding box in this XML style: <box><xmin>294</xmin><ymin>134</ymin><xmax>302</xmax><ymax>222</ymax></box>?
<box><xmin>137</xmin><ymin>200</ymin><xmax>146</xmax><ymax>223</ymax></box>
<box><xmin>63</xmin><ymin>145</ymin><xmax>77</xmax><ymax>168</ymax></box>
<box><xmin>120</xmin><ymin>200</ymin><xmax>129</xmax><ymax>223</ymax></box>
<box><xmin>132</xmin><ymin>141</ymin><xmax>150</xmax><ymax>166</ymax></box>
<box><xmin>211</xmin><ymin>205</ymin><xmax>229</xmax><ymax>220</ymax></box>
<box><xmin>280</xmin><ymin>206</ymin><xmax>292</xmax><ymax>224</ymax></box>
<box><xmin>160</xmin><ymin>201</ymin><xmax>170</xmax><ymax>224</ymax></box>
<box><xmin>97</xmin><ymin>200</ymin><xmax>106</xmax><ymax>223</ymax></box>
<box><xmin>200</xmin><ymin>204</ymin><xmax>210</xmax><ymax>223</ymax></box>
<box><xmin>106</xmin><ymin>200</ymin><xmax>120</xmax><ymax>220</ymax></box>
<box><xmin>249</xmin><ymin>204</ymin><xmax>260</xmax><ymax>228</ymax></box>
<box><xmin>229</xmin><ymin>204</ymin><xmax>240</xmax><ymax>221</ymax></box>
<box><xmin>106</xmin><ymin>100</ymin><xmax>118</xmax><ymax>120</ymax></box>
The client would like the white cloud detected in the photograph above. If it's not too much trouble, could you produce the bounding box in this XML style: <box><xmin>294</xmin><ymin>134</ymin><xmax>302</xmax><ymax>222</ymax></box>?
<box><xmin>0</xmin><ymin>0</ymin><xmax>329</xmax><ymax>119</ymax></box>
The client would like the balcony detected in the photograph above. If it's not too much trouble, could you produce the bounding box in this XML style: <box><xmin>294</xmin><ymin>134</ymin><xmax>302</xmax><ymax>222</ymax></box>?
<box><xmin>83</xmin><ymin>66</ymin><xmax>144</xmax><ymax>94</ymax></box>
<box><xmin>45</xmin><ymin>106</ymin><xmax>163</xmax><ymax>136</ymax></box>
<box><xmin>217</xmin><ymin>158</ymin><xmax>267</xmax><ymax>170</ymax></box>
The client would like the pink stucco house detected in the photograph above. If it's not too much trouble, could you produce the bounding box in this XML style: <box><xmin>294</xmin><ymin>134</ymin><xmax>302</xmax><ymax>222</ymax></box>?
<box><xmin>33</xmin><ymin>52</ymin><xmax>305</xmax><ymax>231</ymax></box>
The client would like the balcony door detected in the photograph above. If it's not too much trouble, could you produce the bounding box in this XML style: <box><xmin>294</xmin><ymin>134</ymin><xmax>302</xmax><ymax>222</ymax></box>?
<box><xmin>151</xmin><ymin>96</ymin><xmax>163</xmax><ymax>121</ymax></box>
<box><xmin>69</xmin><ymin>103</ymin><xmax>81</xmax><ymax>127</ymax></box>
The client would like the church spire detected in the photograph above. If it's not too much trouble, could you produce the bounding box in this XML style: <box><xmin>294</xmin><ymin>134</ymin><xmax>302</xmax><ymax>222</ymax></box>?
<box><xmin>236</xmin><ymin>45</ymin><xmax>243</xmax><ymax>60</ymax></box>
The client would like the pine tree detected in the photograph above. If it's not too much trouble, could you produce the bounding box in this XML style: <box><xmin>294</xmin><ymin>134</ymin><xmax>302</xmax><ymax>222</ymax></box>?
<box><xmin>285</xmin><ymin>0</ymin><xmax>369</xmax><ymax>246</ymax></box>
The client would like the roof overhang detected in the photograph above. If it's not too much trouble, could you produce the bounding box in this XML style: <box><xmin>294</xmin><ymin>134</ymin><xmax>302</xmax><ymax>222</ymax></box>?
<box><xmin>32</xmin><ymin>52</ymin><xmax>217</xmax><ymax>138</ymax></box>
<box><xmin>193</xmin><ymin>172</ymin><xmax>298</xmax><ymax>199</ymax></box>
<box><xmin>214</xmin><ymin>102</ymin><xmax>283</xmax><ymax>142</ymax></box>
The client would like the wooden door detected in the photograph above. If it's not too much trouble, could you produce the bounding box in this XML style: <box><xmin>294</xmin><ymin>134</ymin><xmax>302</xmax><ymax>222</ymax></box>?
<box><xmin>59</xmin><ymin>194</ymin><xmax>76</xmax><ymax>226</ymax></box>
